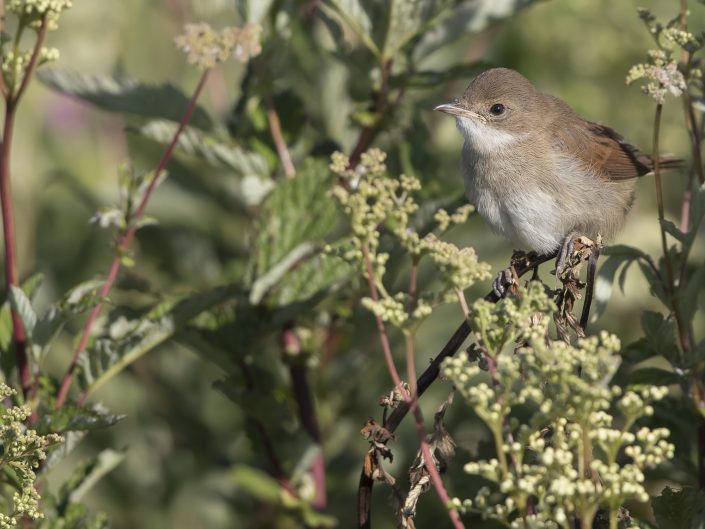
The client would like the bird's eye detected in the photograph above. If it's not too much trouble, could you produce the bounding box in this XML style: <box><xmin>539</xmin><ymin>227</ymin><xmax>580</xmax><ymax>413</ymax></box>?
<box><xmin>490</xmin><ymin>103</ymin><xmax>505</xmax><ymax>115</ymax></box>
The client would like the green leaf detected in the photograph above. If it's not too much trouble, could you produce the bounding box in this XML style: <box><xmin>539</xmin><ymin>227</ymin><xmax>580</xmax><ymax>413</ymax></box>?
<box><xmin>8</xmin><ymin>286</ymin><xmax>37</xmax><ymax>336</ymax></box>
<box><xmin>689</xmin><ymin>183</ymin><xmax>705</xmax><ymax>233</ymax></box>
<box><xmin>232</xmin><ymin>465</ymin><xmax>337</xmax><ymax>528</ymax></box>
<box><xmin>629</xmin><ymin>367</ymin><xmax>682</xmax><ymax>386</ymax></box>
<box><xmin>384</xmin><ymin>0</ymin><xmax>454</xmax><ymax>59</ymax></box>
<box><xmin>0</xmin><ymin>274</ymin><xmax>44</xmax><ymax>357</ymax></box>
<box><xmin>38</xmin><ymin>404</ymin><xmax>125</xmax><ymax>433</ymax></box>
<box><xmin>680</xmin><ymin>261</ymin><xmax>705</xmax><ymax>323</ymax></box>
<box><xmin>413</xmin><ymin>0</ymin><xmax>540</xmax><ymax>60</ymax></box>
<box><xmin>81</xmin><ymin>285</ymin><xmax>240</xmax><ymax>398</ymax></box>
<box><xmin>324</xmin><ymin>0</ymin><xmax>380</xmax><ymax>56</ymax></box>
<box><xmin>68</xmin><ymin>449</ymin><xmax>125</xmax><ymax>503</ymax></box>
<box><xmin>135</xmin><ymin>120</ymin><xmax>273</xmax><ymax>207</ymax></box>
<box><xmin>391</xmin><ymin>61</ymin><xmax>487</xmax><ymax>88</ymax></box>
<box><xmin>250</xmin><ymin>158</ymin><xmax>339</xmax><ymax>303</ymax></box>
<box><xmin>137</xmin><ymin>120</ymin><xmax>270</xmax><ymax>176</ymax></box>
<box><xmin>242</xmin><ymin>0</ymin><xmax>276</xmax><ymax>23</ymax></box>
<box><xmin>641</xmin><ymin>311</ymin><xmax>679</xmax><ymax>364</ymax></box>
<box><xmin>37</xmin><ymin>69</ymin><xmax>213</xmax><ymax>129</ymax></box>
<box><xmin>250</xmin><ymin>242</ymin><xmax>317</xmax><ymax>304</ymax></box>
<box><xmin>651</xmin><ymin>486</ymin><xmax>705</xmax><ymax>529</ymax></box>
<box><xmin>660</xmin><ymin>218</ymin><xmax>689</xmax><ymax>244</ymax></box>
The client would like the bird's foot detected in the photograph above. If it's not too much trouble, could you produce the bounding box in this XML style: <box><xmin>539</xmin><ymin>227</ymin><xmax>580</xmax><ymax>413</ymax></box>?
<box><xmin>492</xmin><ymin>267</ymin><xmax>517</xmax><ymax>299</ymax></box>
<box><xmin>555</xmin><ymin>231</ymin><xmax>580</xmax><ymax>280</ymax></box>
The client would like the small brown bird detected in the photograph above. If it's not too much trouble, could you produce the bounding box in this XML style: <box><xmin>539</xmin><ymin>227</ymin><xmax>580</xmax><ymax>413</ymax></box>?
<box><xmin>435</xmin><ymin>68</ymin><xmax>677</xmax><ymax>273</ymax></box>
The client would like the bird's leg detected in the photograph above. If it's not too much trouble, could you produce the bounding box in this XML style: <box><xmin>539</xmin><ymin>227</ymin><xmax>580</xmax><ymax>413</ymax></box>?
<box><xmin>579</xmin><ymin>243</ymin><xmax>601</xmax><ymax>332</ymax></box>
<box><xmin>555</xmin><ymin>231</ymin><xmax>580</xmax><ymax>279</ymax></box>
<box><xmin>491</xmin><ymin>250</ymin><xmax>545</xmax><ymax>299</ymax></box>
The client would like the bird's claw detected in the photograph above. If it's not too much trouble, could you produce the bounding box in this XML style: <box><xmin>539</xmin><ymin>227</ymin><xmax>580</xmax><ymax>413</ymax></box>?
<box><xmin>492</xmin><ymin>267</ymin><xmax>516</xmax><ymax>299</ymax></box>
<box><xmin>555</xmin><ymin>232</ymin><xmax>579</xmax><ymax>279</ymax></box>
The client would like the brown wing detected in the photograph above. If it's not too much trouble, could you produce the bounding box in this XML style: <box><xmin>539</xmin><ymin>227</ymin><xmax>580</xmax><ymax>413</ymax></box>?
<box><xmin>584</xmin><ymin>122</ymin><xmax>653</xmax><ymax>179</ymax></box>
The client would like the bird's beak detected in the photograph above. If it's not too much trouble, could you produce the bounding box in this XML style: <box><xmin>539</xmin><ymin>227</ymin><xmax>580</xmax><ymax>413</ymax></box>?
<box><xmin>434</xmin><ymin>102</ymin><xmax>486</xmax><ymax>123</ymax></box>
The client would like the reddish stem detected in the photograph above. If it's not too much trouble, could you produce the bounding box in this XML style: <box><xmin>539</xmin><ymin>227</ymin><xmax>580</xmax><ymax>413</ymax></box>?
<box><xmin>56</xmin><ymin>69</ymin><xmax>210</xmax><ymax>408</ymax></box>
<box><xmin>0</xmin><ymin>16</ymin><xmax>49</xmax><ymax>398</ymax></box>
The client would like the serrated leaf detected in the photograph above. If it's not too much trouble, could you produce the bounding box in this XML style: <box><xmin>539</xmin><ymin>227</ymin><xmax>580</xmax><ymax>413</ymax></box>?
<box><xmin>8</xmin><ymin>286</ymin><xmax>37</xmax><ymax>336</ymax></box>
<box><xmin>271</xmin><ymin>252</ymin><xmax>353</xmax><ymax>306</ymax></box>
<box><xmin>82</xmin><ymin>285</ymin><xmax>240</xmax><ymax>398</ymax></box>
<box><xmin>136</xmin><ymin>120</ymin><xmax>273</xmax><ymax>207</ymax></box>
<box><xmin>137</xmin><ymin>120</ymin><xmax>270</xmax><ymax>176</ymax></box>
<box><xmin>39</xmin><ymin>404</ymin><xmax>125</xmax><ymax>433</ymax></box>
<box><xmin>651</xmin><ymin>486</ymin><xmax>705</xmax><ymax>529</ymax></box>
<box><xmin>250</xmin><ymin>158</ymin><xmax>339</xmax><ymax>303</ymax></box>
<box><xmin>37</xmin><ymin>69</ymin><xmax>213</xmax><ymax>129</ymax></box>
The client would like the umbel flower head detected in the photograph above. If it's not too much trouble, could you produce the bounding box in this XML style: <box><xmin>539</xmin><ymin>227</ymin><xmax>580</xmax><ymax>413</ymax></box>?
<box><xmin>174</xmin><ymin>22</ymin><xmax>262</xmax><ymax>69</ymax></box>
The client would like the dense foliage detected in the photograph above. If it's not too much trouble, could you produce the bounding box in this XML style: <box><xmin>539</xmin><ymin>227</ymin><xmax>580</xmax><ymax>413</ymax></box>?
<box><xmin>0</xmin><ymin>1</ymin><xmax>702</xmax><ymax>528</ymax></box>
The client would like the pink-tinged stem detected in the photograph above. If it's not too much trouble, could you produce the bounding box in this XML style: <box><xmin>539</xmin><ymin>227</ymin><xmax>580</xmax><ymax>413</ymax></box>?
<box><xmin>362</xmin><ymin>242</ymin><xmax>465</xmax><ymax>529</ymax></box>
<box><xmin>0</xmin><ymin>16</ymin><xmax>49</xmax><ymax>398</ymax></box>
<box><xmin>55</xmin><ymin>69</ymin><xmax>210</xmax><ymax>408</ymax></box>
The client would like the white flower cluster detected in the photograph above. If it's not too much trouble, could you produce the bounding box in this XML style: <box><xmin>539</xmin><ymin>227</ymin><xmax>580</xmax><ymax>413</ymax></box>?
<box><xmin>8</xmin><ymin>0</ymin><xmax>72</xmax><ymax>30</ymax></box>
<box><xmin>442</xmin><ymin>284</ymin><xmax>674</xmax><ymax>527</ymax></box>
<box><xmin>0</xmin><ymin>384</ymin><xmax>63</xmax><ymax>527</ymax></box>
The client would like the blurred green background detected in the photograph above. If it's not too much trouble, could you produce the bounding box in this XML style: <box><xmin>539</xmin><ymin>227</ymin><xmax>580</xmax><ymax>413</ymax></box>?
<box><xmin>7</xmin><ymin>0</ymin><xmax>703</xmax><ymax>527</ymax></box>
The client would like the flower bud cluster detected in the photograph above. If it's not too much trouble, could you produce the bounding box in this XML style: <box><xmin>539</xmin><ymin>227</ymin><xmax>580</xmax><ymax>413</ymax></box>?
<box><xmin>329</xmin><ymin>149</ymin><xmax>489</xmax><ymax>330</ymax></box>
<box><xmin>175</xmin><ymin>22</ymin><xmax>262</xmax><ymax>69</ymax></box>
<box><xmin>8</xmin><ymin>0</ymin><xmax>71</xmax><ymax>30</ymax></box>
<box><xmin>0</xmin><ymin>383</ymin><xmax>63</xmax><ymax>527</ymax></box>
<box><xmin>442</xmin><ymin>285</ymin><xmax>674</xmax><ymax>526</ymax></box>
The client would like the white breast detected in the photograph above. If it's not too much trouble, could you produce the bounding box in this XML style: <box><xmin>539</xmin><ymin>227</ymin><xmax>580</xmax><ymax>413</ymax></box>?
<box><xmin>473</xmin><ymin>186</ymin><xmax>564</xmax><ymax>253</ymax></box>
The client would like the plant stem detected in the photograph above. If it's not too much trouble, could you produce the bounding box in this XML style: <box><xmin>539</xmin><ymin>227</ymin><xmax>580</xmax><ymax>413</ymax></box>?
<box><xmin>360</xmin><ymin>243</ymin><xmax>405</xmax><ymax>393</ymax></box>
<box><xmin>55</xmin><ymin>69</ymin><xmax>210</xmax><ymax>408</ymax></box>
<box><xmin>652</xmin><ymin>104</ymin><xmax>691</xmax><ymax>354</ymax></box>
<box><xmin>361</xmin><ymin>242</ymin><xmax>465</xmax><ymax>529</ymax></box>
<box><xmin>0</xmin><ymin>16</ymin><xmax>49</xmax><ymax>398</ymax></box>
<box><xmin>266</xmin><ymin>97</ymin><xmax>296</xmax><ymax>178</ymax></box>
<box><xmin>349</xmin><ymin>59</ymin><xmax>392</xmax><ymax>167</ymax></box>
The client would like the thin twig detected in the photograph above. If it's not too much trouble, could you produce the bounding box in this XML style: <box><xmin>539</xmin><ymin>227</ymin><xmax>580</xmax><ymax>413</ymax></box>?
<box><xmin>349</xmin><ymin>59</ymin><xmax>392</xmax><ymax>168</ymax></box>
<box><xmin>361</xmin><ymin>243</ymin><xmax>405</xmax><ymax>393</ymax></box>
<box><xmin>266</xmin><ymin>98</ymin><xmax>296</xmax><ymax>178</ymax></box>
<box><xmin>56</xmin><ymin>70</ymin><xmax>211</xmax><ymax>408</ymax></box>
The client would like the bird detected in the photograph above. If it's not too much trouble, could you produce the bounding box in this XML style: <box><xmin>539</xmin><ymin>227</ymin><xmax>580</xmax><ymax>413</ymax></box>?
<box><xmin>435</xmin><ymin>68</ymin><xmax>678</xmax><ymax>285</ymax></box>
